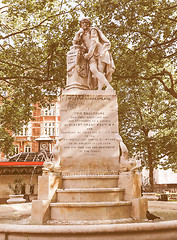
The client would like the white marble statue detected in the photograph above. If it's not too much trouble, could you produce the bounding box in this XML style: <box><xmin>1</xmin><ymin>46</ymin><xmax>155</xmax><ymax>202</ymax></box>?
<box><xmin>73</xmin><ymin>18</ymin><xmax>115</xmax><ymax>90</ymax></box>
<box><xmin>52</xmin><ymin>138</ymin><xmax>62</xmax><ymax>172</ymax></box>
<box><xmin>42</xmin><ymin>137</ymin><xmax>62</xmax><ymax>174</ymax></box>
<box><xmin>115</xmin><ymin>134</ymin><xmax>141</xmax><ymax>172</ymax></box>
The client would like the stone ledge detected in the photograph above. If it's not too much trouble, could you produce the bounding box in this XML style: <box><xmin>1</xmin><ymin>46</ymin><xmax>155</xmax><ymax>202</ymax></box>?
<box><xmin>50</xmin><ymin>201</ymin><xmax>132</xmax><ymax>207</ymax></box>
<box><xmin>143</xmin><ymin>193</ymin><xmax>159</xmax><ymax>201</ymax></box>
<box><xmin>1</xmin><ymin>220</ymin><xmax>177</xmax><ymax>233</ymax></box>
<box><xmin>62</xmin><ymin>175</ymin><xmax>119</xmax><ymax>179</ymax></box>
<box><xmin>62</xmin><ymin>89</ymin><xmax>117</xmax><ymax>95</ymax></box>
<box><xmin>57</xmin><ymin>188</ymin><xmax>124</xmax><ymax>193</ymax></box>
<box><xmin>47</xmin><ymin>218</ymin><xmax>133</xmax><ymax>225</ymax></box>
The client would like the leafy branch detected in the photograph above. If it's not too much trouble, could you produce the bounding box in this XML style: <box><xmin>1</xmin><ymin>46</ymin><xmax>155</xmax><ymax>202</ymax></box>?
<box><xmin>115</xmin><ymin>70</ymin><xmax>177</xmax><ymax>98</ymax></box>
<box><xmin>1</xmin><ymin>3</ymin><xmax>82</xmax><ymax>40</ymax></box>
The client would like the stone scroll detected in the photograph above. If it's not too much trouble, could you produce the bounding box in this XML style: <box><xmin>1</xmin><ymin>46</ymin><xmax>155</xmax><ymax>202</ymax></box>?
<box><xmin>66</xmin><ymin>47</ymin><xmax>89</xmax><ymax>90</ymax></box>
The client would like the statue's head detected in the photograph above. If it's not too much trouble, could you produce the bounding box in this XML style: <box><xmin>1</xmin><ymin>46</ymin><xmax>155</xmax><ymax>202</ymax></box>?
<box><xmin>80</xmin><ymin>18</ymin><xmax>92</xmax><ymax>27</ymax></box>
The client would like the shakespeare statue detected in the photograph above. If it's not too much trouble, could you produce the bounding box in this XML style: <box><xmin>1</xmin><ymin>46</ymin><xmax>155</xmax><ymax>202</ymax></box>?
<box><xmin>66</xmin><ymin>18</ymin><xmax>115</xmax><ymax>90</ymax></box>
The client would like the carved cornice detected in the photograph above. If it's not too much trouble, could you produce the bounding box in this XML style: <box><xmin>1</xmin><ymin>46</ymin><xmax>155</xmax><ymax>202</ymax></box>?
<box><xmin>0</xmin><ymin>166</ymin><xmax>42</xmax><ymax>175</ymax></box>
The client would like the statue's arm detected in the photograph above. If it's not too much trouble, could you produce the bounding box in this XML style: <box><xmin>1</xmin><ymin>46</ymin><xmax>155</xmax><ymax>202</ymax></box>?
<box><xmin>84</xmin><ymin>29</ymin><xmax>98</xmax><ymax>60</ymax></box>
<box><xmin>73</xmin><ymin>29</ymin><xmax>84</xmax><ymax>45</ymax></box>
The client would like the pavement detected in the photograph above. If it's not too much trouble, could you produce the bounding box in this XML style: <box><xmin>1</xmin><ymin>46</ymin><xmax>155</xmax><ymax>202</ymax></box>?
<box><xmin>0</xmin><ymin>203</ymin><xmax>31</xmax><ymax>224</ymax></box>
<box><xmin>149</xmin><ymin>201</ymin><xmax>177</xmax><ymax>210</ymax></box>
<box><xmin>148</xmin><ymin>201</ymin><xmax>177</xmax><ymax>221</ymax></box>
<box><xmin>0</xmin><ymin>201</ymin><xmax>177</xmax><ymax>224</ymax></box>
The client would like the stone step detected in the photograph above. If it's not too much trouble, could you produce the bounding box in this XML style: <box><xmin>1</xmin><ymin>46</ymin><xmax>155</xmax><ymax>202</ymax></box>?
<box><xmin>62</xmin><ymin>175</ymin><xmax>119</xmax><ymax>189</ymax></box>
<box><xmin>47</xmin><ymin>218</ymin><xmax>133</xmax><ymax>225</ymax></box>
<box><xmin>50</xmin><ymin>201</ymin><xmax>132</xmax><ymax>221</ymax></box>
<box><xmin>56</xmin><ymin>188</ymin><xmax>124</xmax><ymax>202</ymax></box>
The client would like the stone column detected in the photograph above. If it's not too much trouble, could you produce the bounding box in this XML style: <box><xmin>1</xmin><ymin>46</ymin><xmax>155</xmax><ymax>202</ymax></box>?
<box><xmin>31</xmin><ymin>172</ymin><xmax>62</xmax><ymax>224</ymax></box>
<box><xmin>118</xmin><ymin>171</ymin><xmax>148</xmax><ymax>220</ymax></box>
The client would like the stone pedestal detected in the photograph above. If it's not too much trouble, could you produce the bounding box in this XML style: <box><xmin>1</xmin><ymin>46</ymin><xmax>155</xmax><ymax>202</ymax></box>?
<box><xmin>31</xmin><ymin>172</ymin><xmax>62</xmax><ymax>224</ymax></box>
<box><xmin>118</xmin><ymin>171</ymin><xmax>141</xmax><ymax>201</ymax></box>
<box><xmin>118</xmin><ymin>171</ymin><xmax>147</xmax><ymax>220</ymax></box>
<box><xmin>32</xmin><ymin>88</ymin><xmax>147</xmax><ymax>224</ymax></box>
<box><xmin>60</xmin><ymin>89</ymin><xmax>120</xmax><ymax>175</ymax></box>
<box><xmin>38</xmin><ymin>173</ymin><xmax>62</xmax><ymax>201</ymax></box>
<box><xmin>131</xmin><ymin>197</ymin><xmax>148</xmax><ymax>220</ymax></box>
<box><xmin>7</xmin><ymin>194</ymin><xmax>26</xmax><ymax>204</ymax></box>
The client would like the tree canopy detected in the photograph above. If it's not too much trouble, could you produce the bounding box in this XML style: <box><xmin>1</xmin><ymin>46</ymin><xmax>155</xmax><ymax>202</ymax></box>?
<box><xmin>118</xmin><ymin>77</ymin><xmax>177</xmax><ymax>190</ymax></box>
<box><xmin>81</xmin><ymin>0</ymin><xmax>177</xmax><ymax>189</ymax></box>
<box><xmin>0</xmin><ymin>0</ymin><xmax>81</xmax><ymax>154</ymax></box>
<box><xmin>81</xmin><ymin>0</ymin><xmax>177</xmax><ymax>96</ymax></box>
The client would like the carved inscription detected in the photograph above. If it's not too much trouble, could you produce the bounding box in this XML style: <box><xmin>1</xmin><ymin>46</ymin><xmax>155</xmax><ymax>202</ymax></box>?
<box><xmin>61</xmin><ymin>95</ymin><xmax>119</xmax><ymax>157</ymax></box>
<box><xmin>67</xmin><ymin>49</ymin><xmax>78</xmax><ymax>75</ymax></box>
<box><xmin>67</xmin><ymin>49</ymin><xmax>88</xmax><ymax>78</ymax></box>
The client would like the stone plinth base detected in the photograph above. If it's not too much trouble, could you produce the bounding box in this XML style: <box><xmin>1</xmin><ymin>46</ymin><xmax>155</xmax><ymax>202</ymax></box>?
<box><xmin>31</xmin><ymin>173</ymin><xmax>62</xmax><ymax>224</ymax></box>
<box><xmin>118</xmin><ymin>171</ymin><xmax>148</xmax><ymax>220</ymax></box>
<box><xmin>118</xmin><ymin>171</ymin><xmax>141</xmax><ymax>200</ymax></box>
<box><xmin>143</xmin><ymin>192</ymin><xmax>159</xmax><ymax>201</ymax></box>
<box><xmin>131</xmin><ymin>198</ymin><xmax>148</xmax><ymax>220</ymax></box>
<box><xmin>38</xmin><ymin>172</ymin><xmax>62</xmax><ymax>201</ymax></box>
<box><xmin>7</xmin><ymin>195</ymin><xmax>26</xmax><ymax>204</ymax></box>
<box><xmin>31</xmin><ymin>199</ymin><xmax>51</xmax><ymax>225</ymax></box>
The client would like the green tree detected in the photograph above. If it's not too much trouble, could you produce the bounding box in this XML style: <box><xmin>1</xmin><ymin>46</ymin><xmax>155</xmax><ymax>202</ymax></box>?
<box><xmin>81</xmin><ymin>0</ymin><xmax>177</xmax><ymax>98</ymax></box>
<box><xmin>0</xmin><ymin>0</ymin><xmax>177</xmax><ymax>189</ymax></box>
<box><xmin>118</xmin><ymin>78</ymin><xmax>177</xmax><ymax>191</ymax></box>
<box><xmin>0</xmin><ymin>0</ymin><xmax>81</xmax><ymax>155</ymax></box>
<box><xmin>79</xmin><ymin>0</ymin><xmax>177</xmax><ymax>189</ymax></box>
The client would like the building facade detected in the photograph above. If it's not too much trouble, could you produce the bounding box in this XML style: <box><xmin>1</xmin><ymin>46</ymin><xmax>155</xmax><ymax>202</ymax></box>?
<box><xmin>14</xmin><ymin>98</ymin><xmax>60</xmax><ymax>155</ymax></box>
<box><xmin>0</xmin><ymin>98</ymin><xmax>60</xmax><ymax>203</ymax></box>
<box><xmin>0</xmin><ymin>97</ymin><xmax>60</xmax><ymax>160</ymax></box>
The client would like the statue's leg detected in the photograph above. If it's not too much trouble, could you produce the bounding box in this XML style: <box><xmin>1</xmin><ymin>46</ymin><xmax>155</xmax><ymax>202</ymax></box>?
<box><xmin>98</xmin><ymin>59</ymin><xmax>113</xmax><ymax>90</ymax></box>
<box><xmin>89</xmin><ymin>61</ymin><xmax>113</xmax><ymax>90</ymax></box>
<box><xmin>97</xmin><ymin>61</ymin><xmax>106</xmax><ymax>90</ymax></box>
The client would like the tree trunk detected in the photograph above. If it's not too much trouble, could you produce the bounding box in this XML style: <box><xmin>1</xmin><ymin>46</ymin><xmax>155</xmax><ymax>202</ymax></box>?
<box><xmin>147</xmin><ymin>141</ymin><xmax>154</xmax><ymax>192</ymax></box>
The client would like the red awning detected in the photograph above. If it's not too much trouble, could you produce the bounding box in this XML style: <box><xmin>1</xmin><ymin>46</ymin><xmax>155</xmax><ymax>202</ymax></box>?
<box><xmin>0</xmin><ymin>162</ymin><xmax>44</xmax><ymax>166</ymax></box>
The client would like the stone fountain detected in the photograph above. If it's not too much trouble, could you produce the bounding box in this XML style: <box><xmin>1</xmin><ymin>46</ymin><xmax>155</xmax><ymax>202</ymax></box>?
<box><xmin>31</xmin><ymin>18</ymin><xmax>147</xmax><ymax>225</ymax></box>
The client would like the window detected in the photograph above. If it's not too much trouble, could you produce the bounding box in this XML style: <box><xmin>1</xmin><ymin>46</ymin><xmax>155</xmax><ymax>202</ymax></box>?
<box><xmin>30</xmin><ymin>185</ymin><xmax>34</xmax><ymax>194</ymax></box>
<box><xmin>44</xmin><ymin>122</ymin><xmax>55</xmax><ymax>136</ymax></box>
<box><xmin>42</xmin><ymin>103</ymin><xmax>55</xmax><ymax>116</ymax></box>
<box><xmin>21</xmin><ymin>185</ymin><xmax>26</xmax><ymax>194</ymax></box>
<box><xmin>14</xmin><ymin>145</ymin><xmax>19</xmax><ymax>155</ymax></box>
<box><xmin>25</xmin><ymin>144</ymin><xmax>31</xmax><ymax>153</ymax></box>
<box><xmin>17</xmin><ymin>125</ymin><xmax>29</xmax><ymax>136</ymax></box>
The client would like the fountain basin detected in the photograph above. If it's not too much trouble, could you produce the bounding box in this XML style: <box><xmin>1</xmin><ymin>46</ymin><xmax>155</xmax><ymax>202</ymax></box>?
<box><xmin>1</xmin><ymin>221</ymin><xmax>177</xmax><ymax>240</ymax></box>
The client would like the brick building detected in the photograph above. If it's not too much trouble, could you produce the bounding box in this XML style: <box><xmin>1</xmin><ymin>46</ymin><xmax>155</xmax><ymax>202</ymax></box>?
<box><xmin>0</xmin><ymin>97</ymin><xmax>60</xmax><ymax>203</ymax></box>
<box><xmin>0</xmin><ymin>97</ymin><xmax>60</xmax><ymax>160</ymax></box>
<box><xmin>14</xmin><ymin>98</ymin><xmax>60</xmax><ymax>154</ymax></box>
